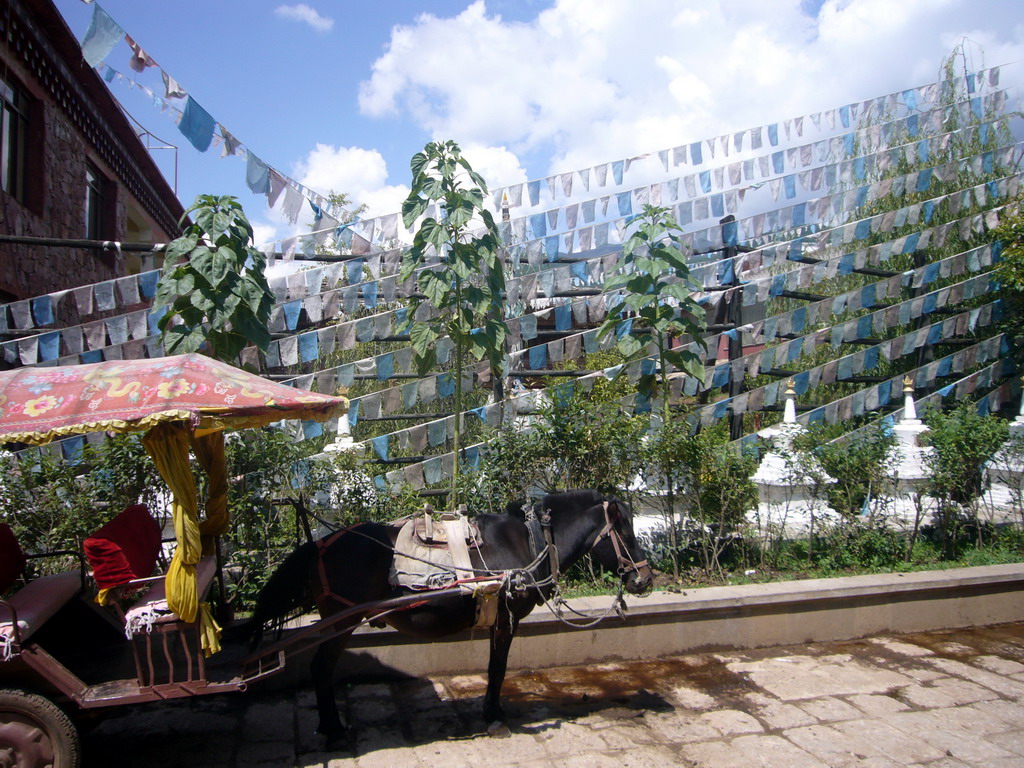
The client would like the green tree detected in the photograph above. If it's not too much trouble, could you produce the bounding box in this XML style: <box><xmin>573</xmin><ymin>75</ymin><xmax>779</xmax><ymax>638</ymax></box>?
<box><xmin>923</xmin><ymin>403</ymin><xmax>1009</xmax><ymax>556</ymax></box>
<box><xmin>400</xmin><ymin>141</ymin><xmax>506</xmax><ymax>504</ymax></box>
<box><xmin>154</xmin><ymin>195</ymin><xmax>275</xmax><ymax>363</ymax></box>
<box><xmin>598</xmin><ymin>204</ymin><xmax>707</xmax><ymax>576</ymax></box>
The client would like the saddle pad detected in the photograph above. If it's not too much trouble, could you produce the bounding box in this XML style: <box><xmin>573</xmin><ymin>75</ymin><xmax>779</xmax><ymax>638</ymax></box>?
<box><xmin>390</xmin><ymin>517</ymin><xmax>504</xmax><ymax>629</ymax></box>
<box><xmin>412</xmin><ymin>513</ymin><xmax>482</xmax><ymax>548</ymax></box>
<box><xmin>390</xmin><ymin>519</ymin><xmax>462</xmax><ymax>590</ymax></box>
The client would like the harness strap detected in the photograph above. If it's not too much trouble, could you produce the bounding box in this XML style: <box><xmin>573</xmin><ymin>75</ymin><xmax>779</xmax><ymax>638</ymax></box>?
<box><xmin>595</xmin><ymin>501</ymin><xmax>648</xmax><ymax>575</ymax></box>
<box><xmin>314</xmin><ymin>527</ymin><xmax>360</xmax><ymax>609</ymax></box>
<box><xmin>523</xmin><ymin>504</ymin><xmax>559</xmax><ymax>587</ymax></box>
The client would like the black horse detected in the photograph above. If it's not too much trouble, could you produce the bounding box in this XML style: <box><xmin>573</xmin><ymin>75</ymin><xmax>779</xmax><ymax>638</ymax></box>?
<box><xmin>245</xmin><ymin>490</ymin><xmax>653</xmax><ymax>744</ymax></box>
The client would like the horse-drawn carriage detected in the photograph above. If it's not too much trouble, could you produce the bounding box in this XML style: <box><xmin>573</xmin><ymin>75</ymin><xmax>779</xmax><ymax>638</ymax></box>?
<box><xmin>0</xmin><ymin>354</ymin><xmax>652</xmax><ymax>767</ymax></box>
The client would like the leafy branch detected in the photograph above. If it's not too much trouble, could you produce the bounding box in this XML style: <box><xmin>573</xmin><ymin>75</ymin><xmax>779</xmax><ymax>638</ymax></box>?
<box><xmin>399</xmin><ymin>141</ymin><xmax>507</xmax><ymax>503</ymax></box>
<box><xmin>154</xmin><ymin>195</ymin><xmax>274</xmax><ymax>364</ymax></box>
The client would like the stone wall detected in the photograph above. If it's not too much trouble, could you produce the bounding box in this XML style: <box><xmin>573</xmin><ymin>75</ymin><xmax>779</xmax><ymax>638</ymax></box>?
<box><xmin>0</xmin><ymin>0</ymin><xmax>180</xmax><ymax>308</ymax></box>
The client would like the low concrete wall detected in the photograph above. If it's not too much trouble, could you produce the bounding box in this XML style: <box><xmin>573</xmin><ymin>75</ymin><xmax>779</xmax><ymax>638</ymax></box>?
<box><xmin>268</xmin><ymin>563</ymin><xmax>1024</xmax><ymax>684</ymax></box>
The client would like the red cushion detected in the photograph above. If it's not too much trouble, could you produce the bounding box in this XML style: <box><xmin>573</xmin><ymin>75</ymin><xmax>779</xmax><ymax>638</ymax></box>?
<box><xmin>0</xmin><ymin>524</ymin><xmax>26</xmax><ymax>594</ymax></box>
<box><xmin>83</xmin><ymin>505</ymin><xmax>161</xmax><ymax>591</ymax></box>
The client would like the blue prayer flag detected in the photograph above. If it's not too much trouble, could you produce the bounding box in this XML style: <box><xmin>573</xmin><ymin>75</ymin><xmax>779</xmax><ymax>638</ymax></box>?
<box><xmin>634</xmin><ymin>392</ymin><xmax>651</xmax><ymax>414</ymax></box>
<box><xmin>861</xmin><ymin>283</ymin><xmax>876</xmax><ymax>308</ymax></box>
<box><xmin>787</xmin><ymin>337</ymin><xmax>803</xmax><ymax>363</ymax></box>
<box><xmin>283</xmin><ymin>300</ymin><xmax>302</xmax><ymax>330</ymax></box>
<box><xmin>179</xmin><ymin>97</ymin><xmax>215</xmax><ymax>152</ymax></box>
<box><xmin>527</xmin><ymin>180</ymin><xmax>541</xmax><ymax>206</ymax></box>
<box><xmin>722</xmin><ymin>219</ymin><xmax>738</xmax><ymax>247</ymax></box>
<box><xmin>916</xmin><ymin>168</ymin><xmax>932</xmax><ymax>193</ymax></box>
<box><xmin>438</xmin><ymin>373</ymin><xmax>456</xmax><ymax>398</ymax></box>
<box><xmin>843</xmin><ymin>133</ymin><xmax>854</xmax><ymax>156</ymax></box>
<box><xmin>528</xmin><ymin>343</ymin><xmax>548</xmax><ymax>369</ymax></box>
<box><xmin>246</xmin><ymin>152</ymin><xmax>270</xmax><ymax>194</ymax></box>
<box><xmin>38</xmin><ymin>331</ymin><xmax>61</xmax><ymax>361</ymax></box>
<box><xmin>710</xmin><ymin>194</ymin><xmax>724</xmax><ymax>218</ymax></box>
<box><xmin>363</xmin><ymin>280</ymin><xmax>378</xmax><ymax>308</ymax></box>
<box><xmin>81</xmin><ymin>5</ymin><xmax>124</xmax><ymax>67</ymax></box>
<box><xmin>792</xmin><ymin>307</ymin><xmax>806</xmax><ymax>333</ymax></box>
<box><xmin>298</xmin><ymin>332</ymin><xmax>319</xmax><ymax>363</ymax></box>
<box><xmin>545</xmin><ymin>237</ymin><xmax>559</xmax><ymax>262</ymax></box>
<box><xmin>721</xmin><ymin>258</ymin><xmax>735</xmax><ymax>284</ymax></box>
<box><xmin>62</xmin><ymin>436</ymin><xmax>85</xmax><ymax>466</ymax></box>
<box><xmin>617</xmin><ymin>192</ymin><xmax>632</xmax><ymax>217</ymax></box>
<box><xmin>371</xmin><ymin>435</ymin><xmax>389</xmax><ymax>461</ymax></box>
<box><xmin>612</xmin><ymin>160</ymin><xmax>624</xmax><ymax>185</ymax></box>
<box><xmin>555</xmin><ymin>303</ymin><xmax>571</xmax><ymax>331</ymax></box>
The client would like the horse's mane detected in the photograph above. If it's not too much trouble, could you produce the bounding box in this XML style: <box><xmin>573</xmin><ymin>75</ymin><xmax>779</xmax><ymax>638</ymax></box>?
<box><xmin>541</xmin><ymin>489</ymin><xmax>605</xmax><ymax>509</ymax></box>
<box><xmin>504</xmin><ymin>489</ymin><xmax>606</xmax><ymax>518</ymax></box>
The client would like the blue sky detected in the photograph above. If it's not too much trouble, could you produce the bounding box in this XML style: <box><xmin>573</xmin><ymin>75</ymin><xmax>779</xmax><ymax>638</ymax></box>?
<box><xmin>53</xmin><ymin>0</ymin><xmax>1024</xmax><ymax>247</ymax></box>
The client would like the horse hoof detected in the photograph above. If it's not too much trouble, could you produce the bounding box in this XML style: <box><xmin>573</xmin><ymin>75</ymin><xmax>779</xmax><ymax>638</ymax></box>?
<box><xmin>322</xmin><ymin>733</ymin><xmax>350</xmax><ymax>752</ymax></box>
<box><xmin>317</xmin><ymin>727</ymin><xmax>350</xmax><ymax>752</ymax></box>
<box><xmin>486</xmin><ymin>721</ymin><xmax>512</xmax><ymax>738</ymax></box>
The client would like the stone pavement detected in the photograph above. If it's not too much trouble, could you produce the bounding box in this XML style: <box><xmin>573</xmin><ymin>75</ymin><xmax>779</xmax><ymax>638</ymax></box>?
<box><xmin>82</xmin><ymin>622</ymin><xmax>1024</xmax><ymax>767</ymax></box>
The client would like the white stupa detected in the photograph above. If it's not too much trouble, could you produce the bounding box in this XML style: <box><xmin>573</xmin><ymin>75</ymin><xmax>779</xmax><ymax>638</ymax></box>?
<box><xmin>885</xmin><ymin>377</ymin><xmax>937</xmax><ymax>522</ymax></box>
<box><xmin>322</xmin><ymin>415</ymin><xmax>359</xmax><ymax>454</ymax></box>
<box><xmin>748</xmin><ymin>380</ymin><xmax>837</xmax><ymax>537</ymax></box>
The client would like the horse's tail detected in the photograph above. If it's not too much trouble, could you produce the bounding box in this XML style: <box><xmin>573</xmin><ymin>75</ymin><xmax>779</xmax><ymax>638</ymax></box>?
<box><xmin>238</xmin><ymin>541</ymin><xmax>320</xmax><ymax>649</ymax></box>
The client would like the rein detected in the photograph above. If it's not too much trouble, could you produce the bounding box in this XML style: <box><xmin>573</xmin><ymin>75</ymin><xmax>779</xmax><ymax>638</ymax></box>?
<box><xmin>593</xmin><ymin>501</ymin><xmax>649</xmax><ymax>578</ymax></box>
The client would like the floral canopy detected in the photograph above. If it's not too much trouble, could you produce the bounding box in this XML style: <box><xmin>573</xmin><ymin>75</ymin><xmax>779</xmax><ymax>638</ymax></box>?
<box><xmin>0</xmin><ymin>353</ymin><xmax>348</xmax><ymax>445</ymax></box>
<box><xmin>0</xmin><ymin>354</ymin><xmax>348</xmax><ymax>656</ymax></box>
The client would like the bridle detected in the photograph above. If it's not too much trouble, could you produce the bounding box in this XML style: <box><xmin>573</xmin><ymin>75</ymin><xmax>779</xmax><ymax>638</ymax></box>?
<box><xmin>592</xmin><ymin>500</ymin><xmax>649</xmax><ymax>579</ymax></box>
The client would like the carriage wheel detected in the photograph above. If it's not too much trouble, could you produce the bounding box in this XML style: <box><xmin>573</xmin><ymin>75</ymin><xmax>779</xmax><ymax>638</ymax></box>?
<box><xmin>0</xmin><ymin>690</ymin><xmax>80</xmax><ymax>768</ymax></box>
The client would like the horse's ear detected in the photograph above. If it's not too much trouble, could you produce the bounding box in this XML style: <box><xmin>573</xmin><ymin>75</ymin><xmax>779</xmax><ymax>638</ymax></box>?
<box><xmin>606</xmin><ymin>500</ymin><xmax>620</xmax><ymax>521</ymax></box>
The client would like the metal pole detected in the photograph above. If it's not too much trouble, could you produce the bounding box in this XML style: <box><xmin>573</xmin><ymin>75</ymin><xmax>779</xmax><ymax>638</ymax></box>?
<box><xmin>721</xmin><ymin>216</ymin><xmax>745</xmax><ymax>441</ymax></box>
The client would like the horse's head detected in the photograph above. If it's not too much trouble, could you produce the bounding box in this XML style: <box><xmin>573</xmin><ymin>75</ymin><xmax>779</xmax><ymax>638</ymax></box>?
<box><xmin>588</xmin><ymin>498</ymin><xmax>654</xmax><ymax>596</ymax></box>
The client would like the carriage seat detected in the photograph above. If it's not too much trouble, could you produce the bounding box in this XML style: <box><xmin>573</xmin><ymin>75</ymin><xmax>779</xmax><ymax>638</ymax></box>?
<box><xmin>0</xmin><ymin>524</ymin><xmax>85</xmax><ymax>661</ymax></box>
<box><xmin>123</xmin><ymin>556</ymin><xmax>218</xmax><ymax>637</ymax></box>
<box><xmin>83</xmin><ymin>504</ymin><xmax>162</xmax><ymax>604</ymax></box>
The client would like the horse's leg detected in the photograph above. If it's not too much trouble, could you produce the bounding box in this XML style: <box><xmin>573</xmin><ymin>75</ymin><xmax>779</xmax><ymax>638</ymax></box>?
<box><xmin>483</xmin><ymin>608</ymin><xmax>519</xmax><ymax>732</ymax></box>
<box><xmin>311</xmin><ymin>619</ymin><xmax>360</xmax><ymax>747</ymax></box>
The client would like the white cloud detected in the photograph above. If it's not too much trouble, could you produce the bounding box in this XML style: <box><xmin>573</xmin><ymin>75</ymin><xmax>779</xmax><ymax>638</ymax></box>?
<box><xmin>460</xmin><ymin>144</ymin><xmax>528</xmax><ymax>189</ymax></box>
<box><xmin>274</xmin><ymin>4</ymin><xmax>334</xmax><ymax>33</ymax></box>
<box><xmin>294</xmin><ymin>143</ymin><xmax>409</xmax><ymax>218</ymax></box>
<box><xmin>250</xmin><ymin>221</ymin><xmax>280</xmax><ymax>250</ymax></box>
<box><xmin>358</xmin><ymin>0</ymin><xmax>1024</xmax><ymax>180</ymax></box>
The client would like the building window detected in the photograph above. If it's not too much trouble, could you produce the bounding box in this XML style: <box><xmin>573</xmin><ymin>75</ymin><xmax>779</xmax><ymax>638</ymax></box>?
<box><xmin>0</xmin><ymin>74</ymin><xmax>28</xmax><ymax>203</ymax></box>
<box><xmin>85</xmin><ymin>162</ymin><xmax>107</xmax><ymax>240</ymax></box>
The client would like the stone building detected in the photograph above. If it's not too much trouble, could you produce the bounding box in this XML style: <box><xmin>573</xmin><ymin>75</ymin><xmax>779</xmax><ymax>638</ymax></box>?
<box><xmin>0</xmin><ymin>0</ymin><xmax>183</xmax><ymax>303</ymax></box>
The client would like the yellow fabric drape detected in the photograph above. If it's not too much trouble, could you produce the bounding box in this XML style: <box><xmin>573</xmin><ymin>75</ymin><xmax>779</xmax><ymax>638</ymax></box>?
<box><xmin>191</xmin><ymin>430</ymin><xmax>229</xmax><ymax>557</ymax></box>
<box><xmin>142</xmin><ymin>422</ymin><xmax>221</xmax><ymax>655</ymax></box>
